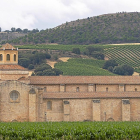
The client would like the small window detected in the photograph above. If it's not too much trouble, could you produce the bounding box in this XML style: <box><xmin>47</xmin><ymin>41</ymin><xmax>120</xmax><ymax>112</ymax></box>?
<box><xmin>0</xmin><ymin>54</ymin><xmax>3</xmax><ymax>61</ymax></box>
<box><xmin>47</xmin><ymin>101</ymin><xmax>52</xmax><ymax>110</ymax></box>
<box><xmin>135</xmin><ymin>88</ymin><xmax>137</xmax><ymax>92</ymax></box>
<box><xmin>44</xmin><ymin>87</ymin><xmax>47</xmax><ymax>92</ymax></box>
<box><xmin>106</xmin><ymin>87</ymin><xmax>108</xmax><ymax>92</ymax></box>
<box><xmin>7</xmin><ymin>54</ymin><xmax>10</xmax><ymax>61</ymax></box>
<box><xmin>10</xmin><ymin>90</ymin><xmax>19</xmax><ymax>101</ymax></box>
<box><xmin>14</xmin><ymin>54</ymin><xmax>16</xmax><ymax>61</ymax></box>
<box><xmin>76</xmin><ymin>87</ymin><xmax>79</xmax><ymax>92</ymax></box>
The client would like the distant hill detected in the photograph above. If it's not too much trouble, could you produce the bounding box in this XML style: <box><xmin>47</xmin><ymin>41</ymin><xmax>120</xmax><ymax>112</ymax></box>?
<box><xmin>0</xmin><ymin>32</ymin><xmax>27</xmax><ymax>43</ymax></box>
<box><xmin>7</xmin><ymin>12</ymin><xmax>140</xmax><ymax>45</ymax></box>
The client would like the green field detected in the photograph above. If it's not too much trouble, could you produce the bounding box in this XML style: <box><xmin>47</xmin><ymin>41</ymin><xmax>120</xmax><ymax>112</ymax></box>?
<box><xmin>55</xmin><ymin>58</ymin><xmax>116</xmax><ymax>76</ymax></box>
<box><xmin>15</xmin><ymin>44</ymin><xmax>88</xmax><ymax>52</ymax></box>
<box><xmin>14</xmin><ymin>44</ymin><xmax>140</xmax><ymax>68</ymax></box>
<box><xmin>1</xmin><ymin>122</ymin><xmax>140</xmax><ymax>139</ymax></box>
<box><xmin>103</xmin><ymin>45</ymin><xmax>140</xmax><ymax>68</ymax></box>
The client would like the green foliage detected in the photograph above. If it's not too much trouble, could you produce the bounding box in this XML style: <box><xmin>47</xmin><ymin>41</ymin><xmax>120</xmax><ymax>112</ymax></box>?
<box><xmin>9</xmin><ymin>12</ymin><xmax>140</xmax><ymax>45</ymax></box>
<box><xmin>55</xmin><ymin>58</ymin><xmax>116</xmax><ymax>76</ymax></box>
<box><xmin>103</xmin><ymin>59</ymin><xmax>118</xmax><ymax>69</ymax></box>
<box><xmin>104</xmin><ymin>44</ymin><xmax>140</xmax><ymax>68</ymax></box>
<box><xmin>91</xmin><ymin>52</ymin><xmax>104</xmax><ymax>60</ymax></box>
<box><xmin>34</xmin><ymin>63</ymin><xmax>63</xmax><ymax>76</ymax></box>
<box><xmin>72</xmin><ymin>48</ymin><xmax>80</xmax><ymax>54</ymax></box>
<box><xmin>53</xmin><ymin>54</ymin><xmax>58</xmax><ymax>60</ymax></box>
<box><xmin>113</xmin><ymin>64</ymin><xmax>134</xmax><ymax>75</ymax></box>
<box><xmin>1</xmin><ymin>122</ymin><xmax>140</xmax><ymax>139</ymax></box>
<box><xmin>18</xmin><ymin>58</ymin><xmax>30</xmax><ymax>68</ymax></box>
<box><xmin>18</xmin><ymin>51</ymin><xmax>51</xmax><ymax>68</ymax></box>
<box><xmin>85</xmin><ymin>46</ymin><xmax>103</xmax><ymax>55</ymax></box>
<box><xmin>28</xmin><ymin>64</ymin><xmax>34</xmax><ymax>70</ymax></box>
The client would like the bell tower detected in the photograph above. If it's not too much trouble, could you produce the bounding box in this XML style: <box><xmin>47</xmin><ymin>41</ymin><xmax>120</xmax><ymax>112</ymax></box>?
<box><xmin>0</xmin><ymin>43</ymin><xmax>18</xmax><ymax>64</ymax></box>
<box><xmin>0</xmin><ymin>43</ymin><xmax>29</xmax><ymax>80</ymax></box>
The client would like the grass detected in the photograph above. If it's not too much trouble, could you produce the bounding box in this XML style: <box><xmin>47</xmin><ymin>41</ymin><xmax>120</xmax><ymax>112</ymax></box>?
<box><xmin>55</xmin><ymin>58</ymin><xmax>116</xmax><ymax>76</ymax></box>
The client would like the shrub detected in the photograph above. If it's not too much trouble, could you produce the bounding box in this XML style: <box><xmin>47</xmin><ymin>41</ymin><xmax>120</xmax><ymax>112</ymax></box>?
<box><xmin>72</xmin><ymin>48</ymin><xmax>80</xmax><ymax>54</ymax></box>
<box><xmin>103</xmin><ymin>59</ymin><xmax>118</xmax><ymax>69</ymax></box>
<box><xmin>28</xmin><ymin>64</ymin><xmax>34</xmax><ymax>70</ymax></box>
<box><xmin>113</xmin><ymin>64</ymin><xmax>134</xmax><ymax>75</ymax></box>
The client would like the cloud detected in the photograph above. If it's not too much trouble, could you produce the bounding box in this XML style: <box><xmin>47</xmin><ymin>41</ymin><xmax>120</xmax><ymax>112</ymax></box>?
<box><xmin>0</xmin><ymin>0</ymin><xmax>140</xmax><ymax>31</ymax></box>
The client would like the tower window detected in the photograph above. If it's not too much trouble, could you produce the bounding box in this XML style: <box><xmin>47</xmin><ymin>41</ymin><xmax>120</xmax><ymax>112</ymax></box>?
<box><xmin>47</xmin><ymin>101</ymin><xmax>52</xmax><ymax>110</ymax></box>
<box><xmin>7</xmin><ymin>54</ymin><xmax>10</xmax><ymax>61</ymax></box>
<box><xmin>0</xmin><ymin>54</ymin><xmax>3</xmax><ymax>61</ymax></box>
<box><xmin>135</xmin><ymin>88</ymin><xmax>137</xmax><ymax>92</ymax></box>
<box><xmin>14</xmin><ymin>54</ymin><xmax>16</xmax><ymax>61</ymax></box>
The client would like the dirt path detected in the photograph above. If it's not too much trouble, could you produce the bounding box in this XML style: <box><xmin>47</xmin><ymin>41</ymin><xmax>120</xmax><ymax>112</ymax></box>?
<box><xmin>47</xmin><ymin>60</ymin><xmax>57</xmax><ymax>68</ymax></box>
<box><xmin>133</xmin><ymin>72</ymin><xmax>139</xmax><ymax>76</ymax></box>
<box><xmin>59</xmin><ymin>57</ymin><xmax>70</xmax><ymax>62</ymax></box>
<box><xmin>47</xmin><ymin>57</ymin><xmax>70</xmax><ymax>68</ymax></box>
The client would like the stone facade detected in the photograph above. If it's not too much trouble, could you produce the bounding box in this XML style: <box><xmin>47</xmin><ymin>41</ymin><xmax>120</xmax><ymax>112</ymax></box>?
<box><xmin>1</xmin><ymin>44</ymin><xmax>140</xmax><ymax>122</ymax></box>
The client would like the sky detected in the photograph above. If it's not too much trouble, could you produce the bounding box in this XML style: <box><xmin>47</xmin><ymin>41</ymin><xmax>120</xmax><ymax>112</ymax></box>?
<box><xmin>0</xmin><ymin>0</ymin><xmax>139</xmax><ymax>31</ymax></box>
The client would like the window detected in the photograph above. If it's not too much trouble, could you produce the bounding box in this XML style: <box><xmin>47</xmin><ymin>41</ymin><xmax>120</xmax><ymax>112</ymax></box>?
<box><xmin>0</xmin><ymin>54</ymin><xmax>3</xmax><ymax>61</ymax></box>
<box><xmin>135</xmin><ymin>88</ymin><xmax>137</xmax><ymax>92</ymax></box>
<box><xmin>14</xmin><ymin>54</ymin><xmax>16</xmax><ymax>61</ymax></box>
<box><xmin>106</xmin><ymin>87</ymin><xmax>108</xmax><ymax>92</ymax></box>
<box><xmin>76</xmin><ymin>87</ymin><xmax>79</xmax><ymax>92</ymax></box>
<box><xmin>7</xmin><ymin>54</ymin><xmax>10</xmax><ymax>61</ymax></box>
<box><xmin>47</xmin><ymin>101</ymin><xmax>52</xmax><ymax>110</ymax></box>
<box><xmin>10</xmin><ymin>90</ymin><xmax>19</xmax><ymax>102</ymax></box>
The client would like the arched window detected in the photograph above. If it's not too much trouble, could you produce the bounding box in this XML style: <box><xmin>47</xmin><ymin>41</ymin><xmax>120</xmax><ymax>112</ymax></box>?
<box><xmin>10</xmin><ymin>90</ymin><xmax>19</xmax><ymax>101</ymax></box>
<box><xmin>0</xmin><ymin>54</ymin><xmax>3</xmax><ymax>61</ymax></box>
<box><xmin>135</xmin><ymin>88</ymin><xmax>137</xmax><ymax>92</ymax></box>
<box><xmin>47</xmin><ymin>101</ymin><xmax>52</xmax><ymax>110</ymax></box>
<box><xmin>14</xmin><ymin>54</ymin><xmax>16</xmax><ymax>61</ymax></box>
<box><xmin>7</xmin><ymin>54</ymin><xmax>10</xmax><ymax>61</ymax></box>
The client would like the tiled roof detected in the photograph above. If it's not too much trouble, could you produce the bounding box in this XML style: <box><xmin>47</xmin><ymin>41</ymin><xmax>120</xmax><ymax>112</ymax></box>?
<box><xmin>43</xmin><ymin>92</ymin><xmax>140</xmax><ymax>99</ymax></box>
<box><xmin>30</xmin><ymin>76</ymin><xmax>140</xmax><ymax>85</ymax></box>
<box><xmin>0</xmin><ymin>64</ymin><xmax>26</xmax><ymax>70</ymax></box>
<box><xmin>0</xmin><ymin>43</ymin><xmax>16</xmax><ymax>50</ymax></box>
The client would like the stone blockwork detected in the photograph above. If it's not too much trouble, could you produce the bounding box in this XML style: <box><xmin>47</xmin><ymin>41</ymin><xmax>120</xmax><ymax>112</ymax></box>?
<box><xmin>1</xmin><ymin>75</ymin><xmax>140</xmax><ymax>122</ymax></box>
<box><xmin>0</xmin><ymin>81</ymin><xmax>42</xmax><ymax>122</ymax></box>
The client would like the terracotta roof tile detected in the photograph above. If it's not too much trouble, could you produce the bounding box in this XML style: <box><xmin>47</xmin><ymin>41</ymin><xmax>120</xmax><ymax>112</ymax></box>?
<box><xmin>0</xmin><ymin>43</ymin><xmax>16</xmax><ymax>50</ymax></box>
<box><xmin>30</xmin><ymin>76</ymin><xmax>140</xmax><ymax>85</ymax></box>
<box><xmin>0</xmin><ymin>64</ymin><xmax>26</xmax><ymax>70</ymax></box>
<box><xmin>43</xmin><ymin>92</ymin><xmax>140</xmax><ymax>99</ymax></box>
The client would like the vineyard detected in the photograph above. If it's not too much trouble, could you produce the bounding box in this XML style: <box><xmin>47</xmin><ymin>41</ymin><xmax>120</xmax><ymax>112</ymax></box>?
<box><xmin>3</xmin><ymin>44</ymin><xmax>140</xmax><ymax>73</ymax></box>
<box><xmin>1</xmin><ymin>122</ymin><xmax>140</xmax><ymax>139</ymax></box>
<box><xmin>104</xmin><ymin>45</ymin><xmax>140</xmax><ymax>68</ymax></box>
<box><xmin>55</xmin><ymin>58</ymin><xmax>116</xmax><ymax>76</ymax></box>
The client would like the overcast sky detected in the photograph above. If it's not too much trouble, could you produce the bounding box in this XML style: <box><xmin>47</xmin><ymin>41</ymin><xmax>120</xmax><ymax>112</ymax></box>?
<box><xmin>0</xmin><ymin>0</ymin><xmax>139</xmax><ymax>31</ymax></box>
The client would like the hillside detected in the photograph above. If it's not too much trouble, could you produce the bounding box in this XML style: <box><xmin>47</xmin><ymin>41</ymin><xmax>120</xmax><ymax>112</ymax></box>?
<box><xmin>55</xmin><ymin>58</ymin><xmax>116</xmax><ymax>76</ymax></box>
<box><xmin>7</xmin><ymin>12</ymin><xmax>140</xmax><ymax>45</ymax></box>
<box><xmin>0</xmin><ymin>32</ymin><xmax>27</xmax><ymax>43</ymax></box>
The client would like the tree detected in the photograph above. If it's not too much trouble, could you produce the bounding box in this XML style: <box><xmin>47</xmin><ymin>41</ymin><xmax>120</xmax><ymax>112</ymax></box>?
<box><xmin>103</xmin><ymin>59</ymin><xmax>118</xmax><ymax>69</ymax></box>
<box><xmin>91</xmin><ymin>52</ymin><xmax>104</xmax><ymax>60</ymax></box>
<box><xmin>113</xmin><ymin>65</ymin><xmax>134</xmax><ymax>75</ymax></box>
<box><xmin>72</xmin><ymin>48</ymin><xmax>80</xmax><ymax>54</ymax></box>
<box><xmin>16</xmin><ymin>28</ymin><xmax>22</xmax><ymax>32</ymax></box>
<box><xmin>23</xmin><ymin>29</ymin><xmax>28</xmax><ymax>33</ymax></box>
<box><xmin>53</xmin><ymin>68</ymin><xmax>63</xmax><ymax>76</ymax></box>
<box><xmin>11</xmin><ymin>27</ymin><xmax>16</xmax><ymax>32</ymax></box>
<box><xmin>18</xmin><ymin>58</ymin><xmax>30</xmax><ymax>68</ymax></box>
